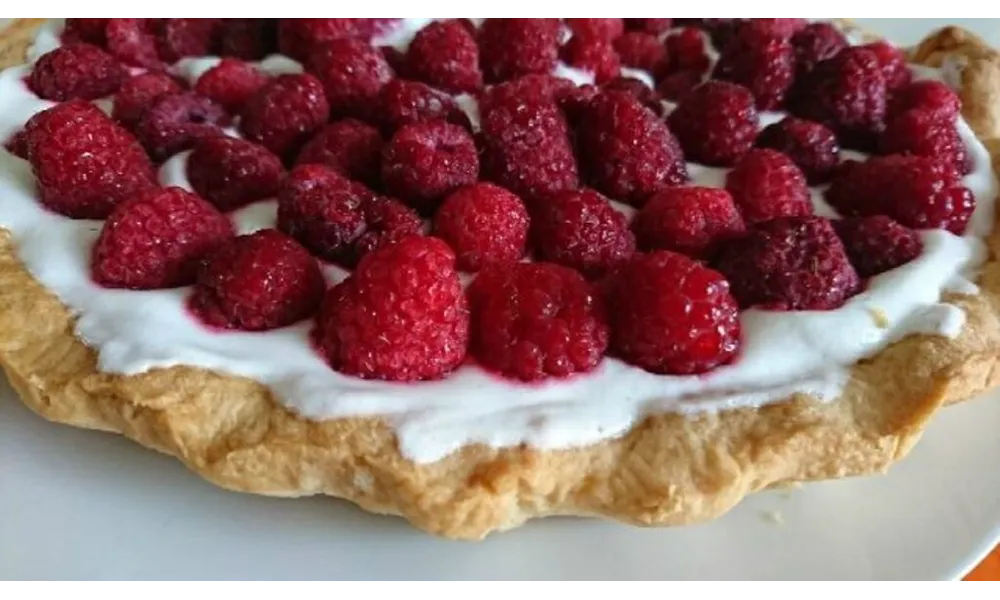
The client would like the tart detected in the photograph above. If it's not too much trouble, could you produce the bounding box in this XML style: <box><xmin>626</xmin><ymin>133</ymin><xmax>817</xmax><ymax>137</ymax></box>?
<box><xmin>1</xmin><ymin>18</ymin><xmax>1000</xmax><ymax>541</ymax></box>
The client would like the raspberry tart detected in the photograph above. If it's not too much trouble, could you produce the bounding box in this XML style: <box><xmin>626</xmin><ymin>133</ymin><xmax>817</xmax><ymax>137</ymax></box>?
<box><xmin>1</xmin><ymin>18</ymin><xmax>1000</xmax><ymax>540</ymax></box>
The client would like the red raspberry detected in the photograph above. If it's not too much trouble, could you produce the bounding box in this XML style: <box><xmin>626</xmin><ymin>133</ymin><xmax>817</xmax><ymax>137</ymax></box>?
<box><xmin>667</xmin><ymin>81</ymin><xmax>759</xmax><ymax>167</ymax></box>
<box><xmin>377</xmin><ymin>78</ymin><xmax>470</xmax><ymax>135</ymax></box>
<box><xmin>314</xmin><ymin>236</ymin><xmax>469</xmax><ymax>382</ymax></box>
<box><xmin>406</xmin><ymin>20</ymin><xmax>482</xmax><ymax>94</ymax></box>
<box><xmin>602</xmin><ymin>76</ymin><xmax>663</xmax><ymax>116</ymax></box>
<box><xmin>17</xmin><ymin>100</ymin><xmax>104</xmax><ymax>160</ymax></box>
<box><xmin>194</xmin><ymin>58</ymin><xmax>268</xmax><ymax>113</ymax></box>
<box><xmin>157</xmin><ymin>18</ymin><xmax>222</xmax><ymax>63</ymax></box>
<box><xmin>743</xmin><ymin>18</ymin><xmax>808</xmax><ymax>39</ymax></box>
<box><xmin>433</xmin><ymin>183</ymin><xmax>529</xmax><ymax>272</ymax></box>
<box><xmin>106</xmin><ymin>19</ymin><xmax>164</xmax><ymax>69</ymax></box>
<box><xmin>676</xmin><ymin>19</ymin><xmax>746</xmax><ymax>50</ymax></box>
<box><xmin>726</xmin><ymin>149</ymin><xmax>812</xmax><ymax>225</ymax></box>
<box><xmin>91</xmin><ymin>187</ymin><xmax>234</xmax><ymax>290</ymax></box>
<box><xmin>27</xmin><ymin>101</ymin><xmax>157</xmax><ymax>219</ymax></box>
<box><xmin>613</xmin><ymin>32</ymin><xmax>668</xmax><ymax>78</ymax></box>
<box><xmin>888</xmin><ymin>80</ymin><xmax>960</xmax><ymax>120</ymax></box>
<box><xmin>219</xmin><ymin>19</ymin><xmax>279</xmax><ymax>60</ymax></box>
<box><xmin>834</xmin><ymin>216</ymin><xmax>923</xmax><ymax>278</ymax></box>
<box><xmin>277</xmin><ymin>164</ymin><xmax>421</xmax><ymax>267</ymax></box>
<box><xmin>308</xmin><ymin>38</ymin><xmax>394</xmax><ymax>122</ymax></box>
<box><xmin>4</xmin><ymin>128</ymin><xmax>28</xmax><ymax>159</ymax></box>
<box><xmin>789</xmin><ymin>47</ymin><xmax>887</xmax><ymax>150</ymax></box>
<box><xmin>656</xmin><ymin>70</ymin><xmax>704</xmax><ymax>102</ymax></box>
<box><xmin>133</xmin><ymin>91</ymin><xmax>230</xmax><ymax>162</ymax></box>
<box><xmin>713</xmin><ymin>216</ymin><xmax>861</xmax><ymax>311</ymax></box>
<box><xmin>713</xmin><ymin>27</ymin><xmax>795</xmax><ymax>110</ymax></box>
<box><xmin>665</xmin><ymin>28</ymin><xmax>711</xmax><ymax>75</ymax></box>
<box><xmin>561</xmin><ymin>34</ymin><xmax>621</xmax><ymax>84</ymax></box>
<box><xmin>295</xmin><ymin>119</ymin><xmax>383</xmax><ymax>188</ymax></box>
<box><xmin>791</xmin><ymin>22</ymin><xmax>848</xmax><ymax>78</ymax></box>
<box><xmin>479</xmin><ymin>73</ymin><xmax>576</xmax><ymax>110</ymax></box>
<box><xmin>479</xmin><ymin>18</ymin><xmax>561</xmax><ymax>83</ymax></box>
<box><xmin>63</xmin><ymin>18</ymin><xmax>109</xmax><ymax>46</ymax></box>
<box><xmin>826</xmin><ymin>155</ymin><xmax>975</xmax><ymax>234</ymax></box>
<box><xmin>240</xmin><ymin>73</ymin><xmax>330</xmax><ymax>161</ymax></box>
<box><xmin>755</xmin><ymin>116</ymin><xmax>841</xmax><ymax>184</ymax></box>
<box><xmin>277</xmin><ymin>18</ymin><xmax>398</xmax><ymax>62</ymax></box>
<box><xmin>112</xmin><ymin>72</ymin><xmax>185</xmax><ymax>128</ymax></box>
<box><xmin>862</xmin><ymin>41</ymin><xmax>912</xmax><ymax>91</ymax></box>
<box><xmin>190</xmin><ymin>229</ymin><xmax>325</xmax><ymax>331</ymax></box>
<box><xmin>631</xmin><ymin>187</ymin><xmax>746</xmax><ymax>259</ymax></box>
<box><xmin>880</xmin><ymin>109</ymin><xmax>970</xmax><ymax>175</ymax></box>
<box><xmin>29</xmin><ymin>43</ymin><xmax>125</xmax><ymax>102</ymax></box>
<box><xmin>467</xmin><ymin>263</ymin><xmax>609</xmax><ymax>381</ymax></box>
<box><xmin>623</xmin><ymin>19</ymin><xmax>672</xmax><ymax>35</ymax></box>
<box><xmin>187</xmin><ymin>137</ymin><xmax>284</xmax><ymax>212</ymax></box>
<box><xmin>606</xmin><ymin>251</ymin><xmax>741</xmax><ymax>375</ymax></box>
<box><xmin>578</xmin><ymin>90</ymin><xmax>688</xmax><ymax>206</ymax></box>
<box><xmin>566</xmin><ymin>18</ymin><xmax>625</xmax><ymax>41</ymax></box>
<box><xmin>531</xmin><ymin>188</ymin><xmax>636</xmax><ymax>279</ymax></box>
<box><xmin>381</xmin><ymin>121</ymin><xmax>478</xmax><ymax>214</ymax></box>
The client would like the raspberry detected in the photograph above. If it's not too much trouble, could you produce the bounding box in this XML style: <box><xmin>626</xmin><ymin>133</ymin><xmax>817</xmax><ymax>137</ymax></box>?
<box><xmin>106</xmin><ymin>18</ymin><xmax>164</xmax><ymax>69</ymax></box>
<box><xmin>381</xmin><ymin>121</ymin><xmax>478</xmax><ymax>214</ymax></box>
<box><xmin>791</xmin><ymin>22</ymin><xmax>848</xmax><ymax>78</ymax></box>
<box><xmin>112</xmin><ymin>72</ymin><xmax>185</xmax><ymax>128</ymax></box>
<box><xmin>380</xmin><ymin>46</ymin><xmax>409</xmax><ymax>78</ymax></box>
<box><xmin>743</xmin><ymin>18</ymin><xmax>808</xmax><ymax>39</ymax></box>
<box><xmin>406</xmin><ymin>19</ymin><xmax>482</xmax><ymax>94</ymax></box>
<box><xmin>4</xmin><ymin>129</ymin><xmax>28</xmax><ymax>159</ymax></box>
<box><xmin>190</xmin><ymin>229</ymin><xmax>325</xmax><ymax>331</ymax></box>
<box><xmin>277</xmin><ymin>164</ymin><xmax>421</xmax><ymax>267</ymax></box>
<box><xmin>556</xmin><ymin>83</ymin><xmax>600</xmax><ymax>126</ymax></box>
<box><xmin>531</xmin><ymin>188</ymin><xmax>636</xmax><ymax>279</ymax></box>
<box><xmin>713</xmin><ymin>27</ymin><xmax>795</xmax><ymax>110</ymax></box>
<box><xmin>789</xmin><ymin>47</ymin><xmax>887</xmax><ymax>150</ymax></box>
<box><xmin>187</xmin><ymin>137</ymin><xmax>284</xmax><ymax>212</ymax></box>
<box><xmin>296</xmin><ymin>119</ymin><xmax>383</xmax><ymax>188</ymax></box>
<box><xmin>194</xmin><ymin>58</ymin><xmax>269</xmax><ymax>113</ymax></box>
<box><xmin>755</xmin><ymin>116</ymin><xmax>841</xmax><ymax>184</ymax></box>
<box><xmin>606</xmin><ymin>251</ymin><xmax>741</xmax><ymax>375</ymax></box>
<box><xmin>713</xmin><ymin>216</ymin><xmax>861</xmax><ymax>311</ymax></box>
<box><xmin>314</xmin><ymin>236</ymin><xmax>469</xmax><ymax>382</ymax></box>
<box><xmin>725</xmin><ymin>149</ymin><xmax>812</xmax><ymax>225</ymax></box>
<box><xmin>879</xmin><ymin>109</ymin><xmax>970</xmax><ymax>175</ymax></box>
<box><xmin>92</xmin><ymin>187</ymin><xmax>234</xmax><ymax>290</ymax></box>
<box><xmin>602</xmin><ymin>76</ymin><xmax>663</xmax><ymax>115</ymax></box>
<box><xmin>667</xmin><ymin>81</ymin><xmax>758</xmax><ymax>167</ymax></box>
<box><xmin>862</xmin><ymin>41</ymin><xmax>912</xmax><ymax>91</ymax></box>
<box><xmin>676</xmin><ymin>19</ymin><xmax>746</xmax><ymax>50</ymax></box>
<box><xmin>29</xmin><ymin>43</ymin><xmax>125</xmax><ymax>102</ymax></box>
<box><xmin>479</xmin><ymin>19</ymin><xmax>561</xmax><ymax>83</ymax></box>
<box><xmin>157</xmin><ymin>18</ymin><xmax>222</xmax><ymax>62</ymax></box>
<box><xmin>561</xmin><ymin>34</ymin><xmax>621</xmax><ymax>84</ymax></box>
<box><xmin>888</xmin><ymin>80</ymin><xmax>960</xmax><ymax>120</ymax></box>
<box><xmin>308</xmin><ymin>38</ymin><xmax>394</xmax><ymax>122</ymax></box>
<box><xmin>665</xmin><ymin>28</ymin><xmax>711</xmax><ymax>75</ymax></box>
<box><xmin>240</xmin><ymin>73</ymin><xmax>330</xmax><ymax>161</ymax></box>
<box><xmin>577</xmin><ymin>90</ymin><xmax>687</xmax><ymax>205</ymax></box>
<box><xmin>433</xmin><ymin>183</ymin><xmax>529</xmax><ymax>272</ymax></box>
<box><xmin>467</xmin><ymin>263</ymin><xmax>609</xmax><ymax>381</ymax></box>
<box><xmin>834</xmin><ymin>216</ymin><xmax>923</xmax><ymax>278</ymax></box>
<box><xmin>656</xmin><ymin>70</ymin><xmax>704</xmax><ymax>102</ymax></box>
<box><xmin>377</xmin><ymin>78</ymin><xmax>470</xmax><ymax>135</ymax></box>
<box><xmin>566</xmin><ymin>18</ymin><xmax>625</xmax><ymax>41</ymax></box>
<box><xmin>219</xmin><ymin>19</ymin><xmax>279</xmax><ymax>60</ymax></box>
<box><xmin>623</xmin><ymin>19</ymin><xmax>672</xmax><ymax>35</ymax></box>
<box><xmin>826</xmin><ymin>155</ymin><xmax>975</xmax><ymax>234</ymax></box>
<box><xmin>63</xmin><ymin>18</ymin><xmax>109</xmax><ymax>46</ymax></box>
<box><xmin>632</xmin><ymin>187</ymin><xmax>746</xmax><ymax>259</ymax></box>
<box><xmin>27</xmin><ymin>101</ymin><xmax>157</xmax><ymax>219</ymax></box>
<box><xmin>480</xmin><ymin>73</ymin><xmax>576</xmax><ymax>110</ymax></box>
<box><xmin>133</xmin><ymin>91</ymin><xmax>230</xmax><ymax>162</ymax></box>
<box><xmin>276</xmin><ymin>18</ymin><xmax>399</xmax><ymax>62</ymax></box>
<box><xmin>613</xmin><ymin>32</ymin><xmax>668</xmax><ymax>78</ymax></box>
<box><xmin>17</xmin><ymin>100</ymin><xmax>105</xmax><ymax>160</ymax></box>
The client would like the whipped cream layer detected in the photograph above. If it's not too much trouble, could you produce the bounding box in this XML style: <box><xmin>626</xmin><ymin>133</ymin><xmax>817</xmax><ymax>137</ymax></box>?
<box><xmin>0</xmin><ymin>19</ymin><xmax>995</xmax><ymax>463</ymax></box>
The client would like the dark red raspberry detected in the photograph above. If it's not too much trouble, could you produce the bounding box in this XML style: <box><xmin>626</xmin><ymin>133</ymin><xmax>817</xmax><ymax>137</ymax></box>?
<box><xmin>112</xmin><ymin>72</ymin><xmax>185</xmax><ymax>128</ymax></box>
<box><xmin>92</xmin><ymin>187</ymin><xmax>234</xmax><ymax>290</ymax></box>
<box><xmin>406</xmin><ymin>19</ymin><xmax>482</xmax><ymax>94</ymax></box>
<box><xmin>713</xmin><ymin>27</ymin><xmax>795</xmax><ymax>110</ymax></box>
<box><xmin>63</xmin><ymin>18</ymin><xmax>109</xmax><ymax>46</ymax></box>
<box><xmin>623</xmin><ymin>19</ymin><xmax>672</xmax><ymax>35</ymax></box>
<box><xmin>479</xmin><ymin>73</ymin><xmax>576</xmax><ymax>110</ymax></box>
<box><xmin>826</xmin><ymin>155</ymin><xmax>975</xmax><ymax>234</ymax></box>
<box><xmin>190</xmin><ymin>229</ymin><xmax>325</xmax><ymax>331</ymax></box>
<box><xmin>726</xmin><ymin>149</ymin><xmax>812</xmax><ymax>225</ymax></box>
<box><xmin>656</xmin><ymin>70</ymin><xmax>704</xmax><ymax>102</ymax></box>
<box><xmin>566</xmin><ymin>18</ymin><xmax>625</xmax><ymax>41</ymax></box>
<box><xmin>17</xmin><ymin>100</ymin><xmax>105</xmax><ymax>160</ymax></box>
<box><xmin>157</xmin><ymin>18</ymin><xmax>222</xmax><ymax>62</ymax></box>
<box><xmin>862</xmin><ymin>41</ymin><xmax>912</xmax><ymax>91</ymax></box>
<box><xmin>613</xmin><ymin>32</ymin><xmax>668</xmax><ymax>78</ymax></box>
<box><xmin>314</xmin><ymin>236</ymin><xmax>469</xmax><ymax>382</ymax></box>
<box><xmin>308</xmin><ymin>38</ymin><xmax>394</xmax><ymax>122</ymax></box>
<box><xmin>676</xmin><ymin>19</ymin><xmax>746</xmax><ymax>50</ymax></box>
<box><xmin>105</xmin><ymin>18</ymin><xmax>164</xmax><ymax>69</ymax></box>
<box><xmin>27</xmin><ymin>101</ymin><xmax>157</xmax><ymax>219</ymax></box>
<box><xmin>467</xmin><ymin>263</ymin><xmax>609</xmax><ymax>381</ymax></box>
<box><xmin>478</xmin><ymin>18</ymin><xmax>561</xmax><ymax>83</ymax></box>
<box><xmin>277</xmin><ymin>18</ymin><xmax>398</xmax><ymax>62</ymax></box>
<box><xmin>531</xmin><ymin>188</ymin><xmax>636</xmax><ymax>279</ymax></box>
<box><xmin>4</xmin><ymin>129</ymin><xmax>28</xmax><ymax>159</ymax></box>
<box><xmin>560</xmin><ymin>34</ymin><xmax>621</xmax><ymax>84</ymax></box>
<box><xmin>29</xmin><ymin>43</ymin><xmax>125</xmax><ymax>102</ymax></box>
<box><xmin>834</xmin><ymin>215</ymin><xmax>923</xmax><ymax>278</ymax></box>
<box><xmin>743</xmin><ymin>18</ymin><xmax>808</xmax><ymax>39</ymax></box>
<box><xmin>295</xmin><ymin>119</ymin><xmax>383</xmax><ymax>188</ymax></box>
<box><xmin>789</xmin><ymin>46</ymin><xmax>887</xmax><ymax>150</ymax></box>
<box><xmin>219</xmin><ymin>19</ymin><xmax>279</xmax><ymax>60</ymax></box>
<box><xmin>713</xmin><ymin>216</ymin><xmax>861</xmax><ymax>311</ymax></box>
<box><xmin>433</xmin><ymin>183</ymin><xmax>529</xmax><ymax>272</ymax></box>
<box><xmin>377</xmin><ymin>78</ymin><xmax>470</xmax><ymax>135</ymax></box>
<box><xmin>791</xmin><ymin>22</ymin><xmax>848</xmax><ymax>78</ymax></box>
<box><xmin>381</xmin><ymin>121</ymin><xmax>478</xmax><ymax>214</ymax></box>
<box><xmin>665</xmin><ymin>28</ymin><xmax>711</xmax><ymax>75</ymax></box>
<box><xmin>667</xmin><ymin>81</ymin><xmax>759</xmax><ymax>167</ymax></box>
<box><xmin>606</xmin><ymin>251</ymin><xmax>741</xmax><ymax>375</ymax></box>
<box><xmin>133</xmin><ymin>91</ymin><xmax>230</xmax><ymax>162</ymax></box>
<box><xmin>277</xmin><ymin>164</ymin><xmax>422</xmax><ymax>267</ymax></box>
<box><xmin>880</xmin><ymin>109</ymin><xmax>970</xmax><ymax>175</ymax></box>
<box><xmin>187</xmin><ymin>137</ymin><xmax>284</xmax><ymax>212</ymax></box>
<box><xmin>632</xmin><ymin>187</ymin><xmax>746</xmax><ymax>259</ymax></box>
<box><xmin>240</xmin><ymin>73</ymin><xmax>330</xmax><ymax>161</ymax></box>
<box><xmin>194</xmin><ymin>58</ymin><xmax>268</xmax><ymax>113</ymax></box>
<box><xmin>755</xmin><ymin>116</ymin><xmax>841</xmax><ymax>184</ymax></box>
<box><xmin>602</xmin><ymin>76</ymin><xmax>663</xmax><ymax>115</ymax></box>
<box><xmin>888</xmin><ymin>79</ymin><xmax>961</xmax><ymax>120</ymax></box>
<box><xmin>577</xmin><ymin>90</ymin><xmax>688</xmax><ymax>206</ymax></box>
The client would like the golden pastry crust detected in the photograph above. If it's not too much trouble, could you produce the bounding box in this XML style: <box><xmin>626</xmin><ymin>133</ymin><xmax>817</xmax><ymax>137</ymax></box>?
<box><xmin>2</xmin><ymin>20</ymin><xmax>1000</xmax><ymax>541</ymax></box>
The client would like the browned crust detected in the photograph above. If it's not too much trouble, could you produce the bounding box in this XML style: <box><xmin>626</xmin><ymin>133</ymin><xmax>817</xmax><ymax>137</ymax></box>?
<box><xmin>2</xmin><ymin>21</ymin><xmax>1000</xmax><ymax>541</ymax></box>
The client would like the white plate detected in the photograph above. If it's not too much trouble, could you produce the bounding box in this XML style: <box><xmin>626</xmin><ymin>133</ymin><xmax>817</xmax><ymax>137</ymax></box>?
<box><xmin>3</xmin><ymin>19</ymin><xmax>1000</xmax><ymax>581</ymax></box>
